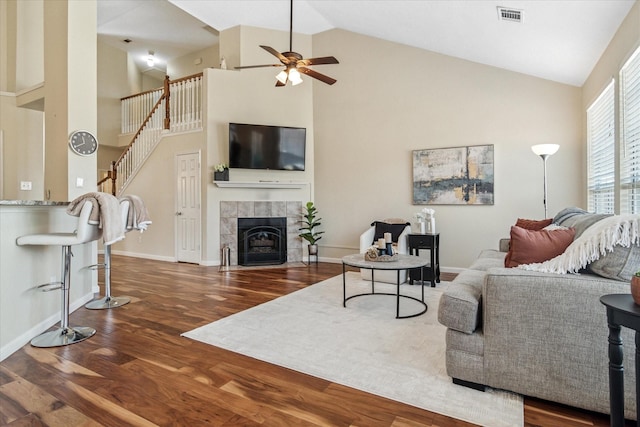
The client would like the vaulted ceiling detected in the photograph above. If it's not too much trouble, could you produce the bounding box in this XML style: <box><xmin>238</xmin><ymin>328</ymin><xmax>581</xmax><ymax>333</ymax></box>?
<box><xmin>98</xmin><ymin>0</ymin><xmax>636</xmax><ymax>87</ymax></box>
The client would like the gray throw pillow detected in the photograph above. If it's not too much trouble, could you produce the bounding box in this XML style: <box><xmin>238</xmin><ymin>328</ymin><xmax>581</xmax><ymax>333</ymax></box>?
<box><xmin>588</xmin><ymin>244</ymin><xmax>640</xmax><ymax>281</ymax></box>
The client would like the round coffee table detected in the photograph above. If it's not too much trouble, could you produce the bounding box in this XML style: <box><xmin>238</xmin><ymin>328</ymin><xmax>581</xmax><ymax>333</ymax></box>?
<box><xmin>342</xmin><ymin>253</ymin><xmax>429</xmax><ymax>319</ymax></box>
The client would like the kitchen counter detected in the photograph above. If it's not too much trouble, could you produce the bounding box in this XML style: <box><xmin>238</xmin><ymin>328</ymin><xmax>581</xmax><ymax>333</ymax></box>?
<box><xmin>0</xmin><ymin>202</ymin><xmax>97</xmax><ymax>361</ymax></box>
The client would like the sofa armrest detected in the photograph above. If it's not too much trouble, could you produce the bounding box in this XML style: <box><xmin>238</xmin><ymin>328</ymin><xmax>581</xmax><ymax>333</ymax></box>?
<box><xmin>359</xmin><ymin>227</ymin><xmax>375</xmax><ymax>252</ymax></box>
<box><xmin>396</xmin><ymin>225</ymin><xmax>411</xmax><ymax>254</ymax></box>
<box><xmin>438</xmin><ymin>269</ymin><xmax>485</xmax><ymax>334</ymax></box>
<box><xmin>482</xmin><ymin>267</ymin><xmax>636</xmax><ymax>415</ymax></box>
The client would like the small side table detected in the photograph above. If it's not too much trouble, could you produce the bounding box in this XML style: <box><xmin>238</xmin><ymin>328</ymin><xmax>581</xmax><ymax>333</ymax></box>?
<box><xmin>600</xmin><ymin>293</ymin><xmax>640</xmax><ymax>427</ymax></box>
<box><xmin>407</xmin><ymin>233</ymin><xmax>440</xmax><ymax>287</ymax></box>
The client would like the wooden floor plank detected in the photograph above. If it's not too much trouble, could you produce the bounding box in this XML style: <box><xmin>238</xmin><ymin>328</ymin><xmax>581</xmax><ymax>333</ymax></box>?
<box><xmin>0</xmin><ymin>256</ymin><xmax>623</xmax><ymax>426</ymax></box>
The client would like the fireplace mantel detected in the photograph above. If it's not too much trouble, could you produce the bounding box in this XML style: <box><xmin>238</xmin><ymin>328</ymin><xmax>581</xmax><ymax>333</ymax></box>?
<box><xmin>215</xmin><ymin>181</ymin><xmax>308</xmax><ymax>189</ymax></box>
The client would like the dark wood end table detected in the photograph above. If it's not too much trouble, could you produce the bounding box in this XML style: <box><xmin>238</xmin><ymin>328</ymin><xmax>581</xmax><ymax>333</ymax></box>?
<box><xmin>407</xmin><ymin>233</ymin><xmax>440</xmax><ymax>287</ymax></box>
<box><xmin>600</xmin><ymin>293</ymin><xmax>640</xmax><ymax>427</ymax></box>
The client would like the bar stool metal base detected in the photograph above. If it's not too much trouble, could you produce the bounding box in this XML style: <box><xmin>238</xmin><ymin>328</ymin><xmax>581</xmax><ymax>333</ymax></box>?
<box><xmin>85</xmin><ymin>295</ymin><xmax>130</xmax><ymax>310</ymax></box>
<box><xmin>30</xmin><ymin>326</ymin><xmax>96</xmax><ymax>348</ymax></box>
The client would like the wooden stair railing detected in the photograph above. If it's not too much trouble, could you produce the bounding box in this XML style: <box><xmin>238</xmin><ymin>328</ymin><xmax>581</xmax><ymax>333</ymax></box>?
<box><xmin>101</xmin><ymin>73</ymin><xmax>203</xmax><ymax>195</ymax></box>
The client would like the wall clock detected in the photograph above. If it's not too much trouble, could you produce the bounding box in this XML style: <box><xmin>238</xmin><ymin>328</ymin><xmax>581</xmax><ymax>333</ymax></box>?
<box><xmin>68</xmin><ymin>130</ymin><xmax>98</xmax><ymax>156</ymax></box>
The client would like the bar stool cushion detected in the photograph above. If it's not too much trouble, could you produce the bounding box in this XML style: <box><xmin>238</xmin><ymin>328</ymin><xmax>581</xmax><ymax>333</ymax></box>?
<box><xmin>17</xmin><ymin>201</ymin><xmax>102</xmax><ymax>246</ymax></box>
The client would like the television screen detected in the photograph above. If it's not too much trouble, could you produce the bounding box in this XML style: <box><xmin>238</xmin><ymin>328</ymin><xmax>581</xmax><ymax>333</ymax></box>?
<box><xmin>229</xmin><ymin>123</ymin><xmax>306</xmax><ymax>171</ymax></box>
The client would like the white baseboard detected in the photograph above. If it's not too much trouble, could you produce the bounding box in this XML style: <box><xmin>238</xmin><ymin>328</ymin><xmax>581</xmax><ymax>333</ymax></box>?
<box><xmin>0</xmin><ymin>291</ymin><xmax>95</xmax><ymax>362</ymax></box>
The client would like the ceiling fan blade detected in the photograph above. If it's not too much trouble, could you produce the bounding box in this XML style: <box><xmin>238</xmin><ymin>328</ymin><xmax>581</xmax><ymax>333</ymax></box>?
<box><xmin>298</xmin><ymin>67</ymin><xmax>337</xmax><ymax>85</ymax></box>
<box><xmin>275</xmin><ymin>79</ymin><xmax>286</xmax><ymax>87</ymax></box>
<box><xmin>299</xmin><ymin>56</ymin><xmax>339</xmax><ymax>66</ymax></box>
<box><xmin>235</xmin><ymin>64</ymin><xmax>283</xmax><ymax>70</ymax></box>
<box><xmin>260</xmin><ymin>45</ymin><xmax>289</xmax><ymax>64</ymax></box>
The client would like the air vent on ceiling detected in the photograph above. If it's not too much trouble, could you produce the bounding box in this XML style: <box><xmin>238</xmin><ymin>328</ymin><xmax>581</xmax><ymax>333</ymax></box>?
<box><xmin>497</xmin><ymin>6</ymin><xmax>523</xmax><ymax>23</ymax></box>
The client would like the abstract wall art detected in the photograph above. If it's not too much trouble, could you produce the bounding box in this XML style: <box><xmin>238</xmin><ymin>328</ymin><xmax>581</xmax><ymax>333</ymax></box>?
<box><xmin>412</xmin><ymin>145</ymin><xmax>494</xmax><ymax>205</ymax></box>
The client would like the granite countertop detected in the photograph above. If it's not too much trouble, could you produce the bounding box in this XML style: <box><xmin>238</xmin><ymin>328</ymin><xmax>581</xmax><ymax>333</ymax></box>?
<box><xmin>0</xmin><ymin>200</ymin><xmax>70</xmax><ymax>206</ymax></box>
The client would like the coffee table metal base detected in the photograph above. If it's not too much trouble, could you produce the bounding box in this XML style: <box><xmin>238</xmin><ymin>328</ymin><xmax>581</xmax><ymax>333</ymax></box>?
<box><xmin>342</xmin><ymin>255</ymin><xmax>428</xmax><ymax>319</ymax></box>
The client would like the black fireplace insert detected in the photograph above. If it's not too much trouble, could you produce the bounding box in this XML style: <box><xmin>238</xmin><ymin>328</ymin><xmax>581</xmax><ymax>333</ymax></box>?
<box><xmin>237</xmin><ymin>217</ymin><xmax>287</xmax><ymax>266</ymax></box>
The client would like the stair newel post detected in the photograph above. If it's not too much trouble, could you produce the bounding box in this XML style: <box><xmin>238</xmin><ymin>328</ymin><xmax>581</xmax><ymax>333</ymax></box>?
<box><xmin>164</xmin><ymin>75</ymin><xmax>171</xmax><ymax>130</ymax></box>
<box><xmin>109</xmin><ymin>160</ymin><xmax>117</xmax><ymax>196</ymax></box>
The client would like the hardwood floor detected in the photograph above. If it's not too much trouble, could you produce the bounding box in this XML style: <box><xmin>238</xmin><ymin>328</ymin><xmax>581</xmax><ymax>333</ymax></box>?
<box><xmin>0</xmin><ymin>256</ymin><xmax>625</xmax><ymax>426</ymax></box>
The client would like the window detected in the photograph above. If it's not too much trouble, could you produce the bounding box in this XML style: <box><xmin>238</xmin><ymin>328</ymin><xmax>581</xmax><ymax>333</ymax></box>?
<box><xmin>587</xmin><ymin>80</ymin><xmax>615</xmax><ymax>213</ymax></box>
<box><xmin>620</xmin><ymin>47</ymin><xmax>640</xmax><ymax>214</ymax></box>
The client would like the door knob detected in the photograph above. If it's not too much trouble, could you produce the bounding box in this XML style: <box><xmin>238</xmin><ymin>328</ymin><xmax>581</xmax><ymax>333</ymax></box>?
<box><xmin>176</xmin><ymin>212</ymin><xmax>182</xmax><ymax>216</ymax></box>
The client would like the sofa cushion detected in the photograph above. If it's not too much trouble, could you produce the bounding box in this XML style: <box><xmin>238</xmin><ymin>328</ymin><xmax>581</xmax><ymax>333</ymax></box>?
<box><xmin>505</xmin><ymin>226</ymin><xmax>575</xmax><ymax>267</ymax></box>
<box><xmin>515</xmin><ymin>218</ymin><xmax>553</xmax><ymax>231</ymax></box>
<box><xmin>470</xmin><ymin>250</ymin><xmax>506</xmax><ymax>271</ymax></box>
<box><xmin>518</xmin><ymin>213</ymin><xmax>639</xmax><ymax>281</ymax></box>
<box><xmin>589</xmin><ymin>244</ymin><xmax>640</xmax><ymax>281</ymax></box>
<box><xmin>438</xmin><ymin>269</ymin><xmax>485</xmax><ymax>334</ymax></box>
<box><xmin>552</xmin><ymin>208</ymin><xmax>639</xmax><ymax>281</ymax></box>
<box><xmin>554</xmin><ymin>207</ymin><xmax>611</xmax><ymax>238</ymax></box>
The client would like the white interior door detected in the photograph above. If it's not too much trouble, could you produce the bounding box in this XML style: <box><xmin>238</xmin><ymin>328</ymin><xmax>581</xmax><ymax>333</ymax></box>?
<box><xmin>176</xmin><ymin>152</ymin><xmax>201</xmax><ymax>263</ymax></box>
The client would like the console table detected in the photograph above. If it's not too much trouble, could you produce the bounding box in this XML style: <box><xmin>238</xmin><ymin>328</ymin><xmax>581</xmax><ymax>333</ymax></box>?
<box><xmin>407</xmin><ymin>233</ymin><xmax>440</xmax><ymax>287</ymax></box>
<box><xmin>600</xmin><ymin>293</ymin><xmax>640</xmax><ymax>427</ymax></box>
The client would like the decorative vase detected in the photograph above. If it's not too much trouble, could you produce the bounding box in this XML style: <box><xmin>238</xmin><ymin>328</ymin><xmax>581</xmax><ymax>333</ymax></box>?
<box><xmin>214</xmin><ymin>169</ymin><xmax>229</xmax><ymax>181</ymax></box>
<box><xmin>632</xmin><ymin>276</ymin><xmax>640</xmax><ymax>305</ymax></box>
<box><xmin>427</xmin><ymin>218</ymin><xmax>435</xmax><ymax>233</ymax></box>
<box><xmin>419</xmin><ymin>221</ymin><xmax>426</xmax><ymax>234</ymax></box>
<box><xmin>308</xmin><ymin>244</ymin><xmax>318</xmax><ymax>256</ymax></box>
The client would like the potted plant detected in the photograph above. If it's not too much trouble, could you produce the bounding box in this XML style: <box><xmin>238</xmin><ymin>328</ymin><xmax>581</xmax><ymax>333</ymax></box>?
<box><xmin>214</xmin><ymin>163</ymin><xmax>229</xmax><ymax>181</ymax></box>
<box><xmin>632</xmin><ymin>271</ymin><xmax>640</xmax><ymax>305</ymax></box>
<box><xmin>299</xmin><ymin>201</ymin><xmax>324</xmax><ymax>256</ymax></box>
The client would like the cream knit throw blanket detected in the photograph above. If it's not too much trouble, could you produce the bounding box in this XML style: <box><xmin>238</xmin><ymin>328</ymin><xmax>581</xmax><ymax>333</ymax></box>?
<box><xmin>518</xmin><ymin>214</ymin><xmax>639</xmax><ymax>274</ymax></box>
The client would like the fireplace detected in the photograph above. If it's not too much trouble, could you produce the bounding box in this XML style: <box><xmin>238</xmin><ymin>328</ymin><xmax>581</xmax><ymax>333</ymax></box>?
<box><xmin>238</xmin><ymin>217</ymin><xmax>287</xmax><ymax>266</ymax></box>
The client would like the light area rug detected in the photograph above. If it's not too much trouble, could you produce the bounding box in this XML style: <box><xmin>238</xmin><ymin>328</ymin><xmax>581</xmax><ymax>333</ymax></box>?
<box><xmin>182</xmin><ymin>272</ymin><xmax>523</xmax><ymax>427</ymax></box>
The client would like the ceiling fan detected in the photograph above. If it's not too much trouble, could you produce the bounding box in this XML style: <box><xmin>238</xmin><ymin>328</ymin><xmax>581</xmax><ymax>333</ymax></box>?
<box><xmin>235</xmin><ymin>0</ymin><xmax>339</xmax><ymax>87</ymax></box>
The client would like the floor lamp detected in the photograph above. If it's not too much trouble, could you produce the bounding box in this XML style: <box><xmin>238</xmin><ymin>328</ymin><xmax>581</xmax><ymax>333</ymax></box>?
<box><xmin>531</xmin><ymin>144</ymin><xmax>560</xmax><ymax>218</ymax></box>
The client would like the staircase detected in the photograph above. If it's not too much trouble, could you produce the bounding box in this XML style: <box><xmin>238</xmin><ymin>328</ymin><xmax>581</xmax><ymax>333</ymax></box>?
<box><xmin>99</xmin><ymin>73</ymin><xmax>203</xmax><ymax>195</ymax></box>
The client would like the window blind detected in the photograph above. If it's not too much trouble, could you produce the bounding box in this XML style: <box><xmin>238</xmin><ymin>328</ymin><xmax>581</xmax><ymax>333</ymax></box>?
<box><xmin>621</xmin><ymin>47</ymin><xmax>640</xmax><ymax>214</ymax></box>
<box><xmin>587</xmin><ymin>80</ymin><xmax>615</xmax><ymax>214</ymax></box>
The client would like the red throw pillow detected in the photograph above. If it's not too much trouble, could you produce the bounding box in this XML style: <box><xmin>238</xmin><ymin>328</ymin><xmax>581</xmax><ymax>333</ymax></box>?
<box><xmin>504</xmin><ymin>226</ymin><xmax>575</xmax><ymax>268</ymax></box>
<box><xmin>515</xmin><ymin>218</ymin><xmax>553</xmax><ymax>231</ymax></box>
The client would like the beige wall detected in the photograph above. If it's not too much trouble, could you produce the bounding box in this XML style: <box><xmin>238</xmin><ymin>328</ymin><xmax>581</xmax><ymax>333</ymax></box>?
<box><xmin>583</xmin><ymin>1</ymin><xmax>639</xmax><ymax>109</ymax></box>
<box><xmin>168</xmin><ymin>44</ymin><xmax>219</xmax><ymax>78</ymax></box>
<box><xmin>113</xmin><ymin>131</ymin><xmax>204</xmax><ymax>261</ymax></box>
<box><xmin>0</xmin><ymin>95</ymin><xmax>44</xmax><ymax>199</ymax></box>
<box><xmin>0</xmin><ymin>0</ymin><xmax>17</xmax><ymax>92</ymax></box>
<box><xmin>15</xmin><ymin>0</ymin><xmax>43</xmax><ymax>92</ymax></box>
<box><xmin>312</xmin><ymin>29</ymin><xmax>583</xmax><ymax>268</ymax></box>
<box><xmin>98</xmin><ymin>41</ymin><xmax>128</xmax><ymax>148</ymax></box>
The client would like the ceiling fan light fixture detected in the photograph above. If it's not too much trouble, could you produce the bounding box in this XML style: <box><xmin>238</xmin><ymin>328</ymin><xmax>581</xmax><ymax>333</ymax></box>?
<box><xmin>146</xmin><ymin>50</ymin><xmax>155</xmax><ymax>67</ymax></box>
<box><xmin>289</xmin><ymin>68</ymin><xmax>303</xmax><ymax>85</ymax></box>
<box><xmin>276</xmin><ymin>70</ymin><xmax>289</xmax><ymax>84</ymax></box>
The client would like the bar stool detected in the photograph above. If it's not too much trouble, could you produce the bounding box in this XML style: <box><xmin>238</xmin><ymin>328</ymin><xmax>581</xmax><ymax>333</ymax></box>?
<box><xmin>85</xmin><ymin>200</ymin><xmax>131</xmax><ymax>309</ymax></box>
<box><xmin>16</xmin><ymin>200</ymin><xmax>102</xmax><ymax>347</ymax></box>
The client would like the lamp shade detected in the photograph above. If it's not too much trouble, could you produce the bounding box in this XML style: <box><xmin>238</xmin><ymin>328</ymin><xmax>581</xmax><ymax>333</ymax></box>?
<box><xmin>531</xmin><ymin>144</ymin><xmax>559</xmax><ymax>156</ymax></box>
<box><xmin>288</xmin><ymin>68</ymin><xmax>303</xmax><ymax>86</ymax></box>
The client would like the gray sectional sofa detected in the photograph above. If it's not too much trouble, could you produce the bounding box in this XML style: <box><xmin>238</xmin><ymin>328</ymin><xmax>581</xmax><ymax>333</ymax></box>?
<box><xmin>437</xmin><ymin>208</ymin><xmax>640</xmax><ymax>419</ymax></box>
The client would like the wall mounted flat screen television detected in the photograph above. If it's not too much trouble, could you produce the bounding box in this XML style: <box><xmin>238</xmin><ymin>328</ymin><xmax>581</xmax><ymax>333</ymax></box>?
<box><xmin>229</xmin><ymin>123</ymin><xmax>306</xmax><ymax>171</ymax></box>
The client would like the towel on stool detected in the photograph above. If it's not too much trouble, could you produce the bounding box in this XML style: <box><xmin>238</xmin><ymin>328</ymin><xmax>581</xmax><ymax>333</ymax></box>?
<box><xmin>67</xmin><ymin>192</ymin><xmax>125</xmax><ymax>245</ymax></box>
<box><xmin>119</xmin><ymin>194</ymin><xmax>152</xmax><ymax>232</ymax></box>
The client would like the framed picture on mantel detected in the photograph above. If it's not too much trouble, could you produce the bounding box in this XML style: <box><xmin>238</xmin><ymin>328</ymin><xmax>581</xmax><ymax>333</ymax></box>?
<box><xmin>412</xmin><ymin>144</ymin><xmax>494</xmax><ymax>205</ymax></box>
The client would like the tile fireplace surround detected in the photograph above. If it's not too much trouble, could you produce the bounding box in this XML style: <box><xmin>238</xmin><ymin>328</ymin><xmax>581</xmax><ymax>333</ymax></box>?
<box><xmin>220</xmin><ymin>201</ymin><xmax>303</xmax><ymax>266</ymax></box>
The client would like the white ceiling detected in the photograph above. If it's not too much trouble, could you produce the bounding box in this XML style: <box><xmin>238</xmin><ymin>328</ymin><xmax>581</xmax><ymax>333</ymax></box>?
<box><xmin>98</xmin><ymin>0</ymin><xmax>636</xmax><ymax>87</ymax></box>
